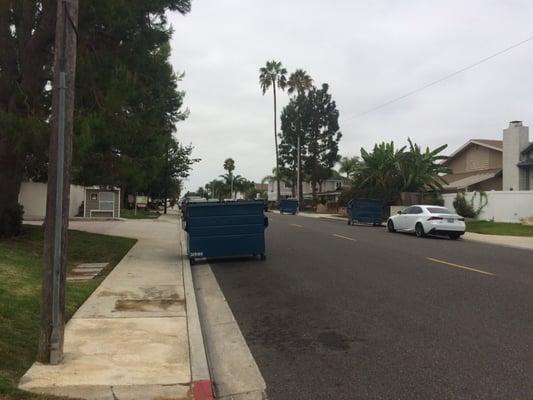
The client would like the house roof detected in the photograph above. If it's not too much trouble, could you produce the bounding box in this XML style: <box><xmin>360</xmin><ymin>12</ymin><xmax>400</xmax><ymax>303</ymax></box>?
<box><xmin>517</xmin><ymin>159</ymin><xmax>533</xmax><ymax>167</ymax></box>
<box><xmin>443</xmin><ymin>139</ymin><xmax>502</xmax><ymax>165</ymax></box>
<box><xmin>522</xmin><ymin>142</ymin><xmax>533</xmax><ymax>155</ymax></box>
<box><xmin>441</xmin><ymin>169</ymin><xmax>501</xmax><ymax>190</ymax></box>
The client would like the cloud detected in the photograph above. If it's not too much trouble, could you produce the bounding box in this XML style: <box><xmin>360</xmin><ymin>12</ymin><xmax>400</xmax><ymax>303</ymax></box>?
<box><xmin>169</xmin><ymin>0</ymin><xmax>533</xmax><ymax>193</ymax></box>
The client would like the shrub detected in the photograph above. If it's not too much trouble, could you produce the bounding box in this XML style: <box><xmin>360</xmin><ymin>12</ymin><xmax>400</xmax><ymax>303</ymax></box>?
<box><xmin>453</xmin><ymin>191</ymin><xmax>487</xmax><ymax>218</ymax></box>
<box><xmin>0</xmin><ymin>203</ymin><xmax>24</xmax><ymax>238</ymax></box>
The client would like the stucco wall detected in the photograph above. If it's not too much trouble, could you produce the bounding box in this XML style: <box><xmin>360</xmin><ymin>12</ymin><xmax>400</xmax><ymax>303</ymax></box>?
<box><xmin>18</xmin><ymin>182</ymin><xmax>85</xmax><ymax>220</ymax></box>
<box><xmin>442</xmin><ymin>191</ymin><xmax>533</xmax><ymax>223</ymax></box>
<box><xmin>470</xmin><ymin>176</ymin><xmax>502</xmax><ymax>192</ymax></box>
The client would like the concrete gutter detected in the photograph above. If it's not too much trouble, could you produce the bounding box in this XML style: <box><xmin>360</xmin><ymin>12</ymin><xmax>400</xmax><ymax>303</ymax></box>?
<box><xmin>178</xmin><ymin>219</ymin><xmax>214</xmax><ymax>400</ymax></box>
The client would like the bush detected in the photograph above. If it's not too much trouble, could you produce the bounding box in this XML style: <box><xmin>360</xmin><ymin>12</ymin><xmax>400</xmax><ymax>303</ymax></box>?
<box><xmin>0</xmin><ymin>203</ymin><xmax>24</xmax><ymax>238</ymax></box>
<box><xmin>453</xmin><ymin>191</ymin><xmax>487</xmax><ymax>218</ymax></box>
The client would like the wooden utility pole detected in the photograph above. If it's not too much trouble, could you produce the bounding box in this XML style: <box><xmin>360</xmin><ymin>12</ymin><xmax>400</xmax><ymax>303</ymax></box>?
<box><xmin>38</xmin><ymin>0</ymin><xmax>79</xmax><ymax>364</ymax></box>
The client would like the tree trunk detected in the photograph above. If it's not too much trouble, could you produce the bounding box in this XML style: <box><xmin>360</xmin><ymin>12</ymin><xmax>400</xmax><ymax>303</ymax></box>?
<box><xmin>0</xmin><ymin>134</ymin><xmax>24</xmax><ymax>224</ymax></box>
<box><xmin>38</xmin><ymin>0</ymin><xmax>78</xmax><ymax>364</ymax></box>
<box><xmin>273</xmin><ymin>83</ymin><xmax>281</xmax><ymax>202</ymax></box>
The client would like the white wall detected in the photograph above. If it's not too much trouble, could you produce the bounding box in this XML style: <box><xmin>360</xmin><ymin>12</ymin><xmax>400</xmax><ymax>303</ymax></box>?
<box><xmin>18</xmin><ymin>181</ymin><xmax>85</xmax><ymax>220</ymax></box>
<box><xmin>442</xmin><ymin>191</ymin><xmax>533</xmax><ymax>223</ymax></box>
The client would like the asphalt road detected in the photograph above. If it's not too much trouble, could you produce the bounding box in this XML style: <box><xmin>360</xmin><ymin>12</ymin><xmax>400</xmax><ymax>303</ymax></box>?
<box><xmin>209</xmin><ymin>213</ymin><xmax>533</xmax><ymax>400</ymax></box>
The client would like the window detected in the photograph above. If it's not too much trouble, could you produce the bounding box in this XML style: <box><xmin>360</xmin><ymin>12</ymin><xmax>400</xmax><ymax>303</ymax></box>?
<box><xmin>427</xmin><ymin>207</ymin><xmax>452</xmax><ymax>214</ymax></box>
<box><xmin>99</xmin><ymin>192</ymin><xmax>114</xmax><ymax>211</ymax></box>
<box><xmin>402</xmin><ymin>207</ymin><xmax>414</xmax><ymax>214</ymax></box>
<box><xmin>411</xmin><ymin>207</ymin><xmax>423</xmax><ymax>214</ymax></box>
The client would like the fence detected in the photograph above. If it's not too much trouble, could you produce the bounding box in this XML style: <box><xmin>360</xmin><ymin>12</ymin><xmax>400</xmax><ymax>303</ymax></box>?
<box><xmin>18</xmin><ymin>181</ymin><xmax>85</xmax><ymax>220</ymax></box>
<box><xmin>442</xmin><ymin>191</ymin><xmax>533</xmax><ymax>223</ymax></box>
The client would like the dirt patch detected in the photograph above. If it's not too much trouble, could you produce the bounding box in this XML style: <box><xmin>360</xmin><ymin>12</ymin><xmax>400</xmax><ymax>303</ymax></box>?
<box><xmin>114</xmin><ymin>298</ymin><xmax>184</xmax><ymax>312</ymax></box>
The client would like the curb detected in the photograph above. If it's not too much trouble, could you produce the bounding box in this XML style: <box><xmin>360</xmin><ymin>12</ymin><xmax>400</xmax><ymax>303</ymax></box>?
<box><xmin>178</xmin><ymin>219</ymin><xmax>214</xmax><ymax>400</ymax></box>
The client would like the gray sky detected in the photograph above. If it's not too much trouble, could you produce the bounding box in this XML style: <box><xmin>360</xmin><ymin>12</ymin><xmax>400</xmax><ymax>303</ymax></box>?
<box><xmin>169</xmin><ymin>0</ymin><xmax>533</xmax><ymax>193</ymax></box>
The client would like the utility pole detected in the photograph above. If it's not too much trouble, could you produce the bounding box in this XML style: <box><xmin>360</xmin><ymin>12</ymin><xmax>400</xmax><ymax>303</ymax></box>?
<box><xmin>297</xmin><ymin>134</ymin><xmax>301</xmax><ymax>206</ymax></box>
<box><xmin>164</xmin><ymin>139</ymin><xmax>169</xmax><ymax>214</ymax></box>
<box><xmin>38</xmin><ymin>0</ymin><xmax>79</xmax><ymax>364</ymax></box>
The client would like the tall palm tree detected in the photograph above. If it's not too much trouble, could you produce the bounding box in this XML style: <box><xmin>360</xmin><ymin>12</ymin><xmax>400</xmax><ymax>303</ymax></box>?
<box><xmin>223</xmin><ymin>158</ymin><xmax>235</xmax><ymax>197</ymax></box>
<box><xmin>287</xmin><ymin>69</ymin><xmax>313</xmax><ymax>205</ymax></box>
<box><xmin>259</xmin><ymin>60</ymin><xmax>288</xmax><ymax>202</ymax></box>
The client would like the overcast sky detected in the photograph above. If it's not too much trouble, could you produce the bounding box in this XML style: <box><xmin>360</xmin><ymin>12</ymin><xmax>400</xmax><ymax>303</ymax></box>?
<box><xmin>168</xmin><ymin>0</ymin><xmax>533</xmax><ymax>193</ymax></box>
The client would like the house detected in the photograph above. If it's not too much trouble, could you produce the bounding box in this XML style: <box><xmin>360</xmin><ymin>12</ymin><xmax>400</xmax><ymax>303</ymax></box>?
<box><xmin>442</xmin><ymin>121</ymin><xmax>533</xmax><ymax>191</ymax></box>
<box><xmin>267</xmin><ymin>171</ymin><xmax>348</xmax><ymax>201</ymax></box>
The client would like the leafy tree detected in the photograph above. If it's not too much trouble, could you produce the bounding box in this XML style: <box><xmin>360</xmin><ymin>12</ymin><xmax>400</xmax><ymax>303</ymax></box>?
<box><xmin>338</xmin><ymin>156</ymin><xmax>360</xmax><ymax>179</ymax></box>
<box><xmin>0</xmin><ymin>1</ymin><xmax>57</xmax><ymax>236</ymax></box>
<box><xmin>73</xmin><ymin>2</ymin><xmax>193</xmax><ymax>200</ymax></box>
<box><xmin>0</xmin><ymin>0</ymin><xmax>194</xmax><ymax>235</ymax></box>
<box><xmin>354</xmin><ymin>142</ymin><xmax>405</xmax><ymax>204</ymax></box>
<box><xmin>352</xmin><ymin>140</ymin><xmax>449</xmax><ymax>204</ymax></box>
<box><xmin>205</xmin><ymin>179</ymin><xmax>227</xmax><ymax>200</ymax></box>
<box><xmin>195</xmin><ymin>187</ymin><xmax>209</xmax><ymax>199</ymax></box>
<box><xmin>280</xmin><ymin>83</ymin><xmax>342</xmax><ymax>204</ymax></box>
<box><xmin>259</xmin><ymin>60</ymin><xmax>287</xmax><ymax>202</ymax></box>
<box><xmin>400</xmin><ymin>139</ymin><xmax>448</xmax><ymax>191</ymax></box>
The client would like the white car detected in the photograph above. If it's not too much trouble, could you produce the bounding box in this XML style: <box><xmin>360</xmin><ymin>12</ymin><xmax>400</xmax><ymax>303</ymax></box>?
<box><xmin>387</xmin><ymin>205</ymin><xmax>465</xmax><ymax>240</ymax></box>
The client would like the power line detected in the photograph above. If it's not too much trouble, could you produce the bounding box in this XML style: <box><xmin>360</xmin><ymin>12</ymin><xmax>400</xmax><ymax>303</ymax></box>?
<box><xmin>344</xmin><ymin>35</ymin><xmax>533</xmax><ymax>122</ymax></box>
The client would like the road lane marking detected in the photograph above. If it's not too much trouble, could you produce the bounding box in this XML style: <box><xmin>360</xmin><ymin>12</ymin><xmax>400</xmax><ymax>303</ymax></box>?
<box><xmin>290</xmin><ymin>223</ymin><xmax>304</xmax><ymax>228</ymax></box>
<box><xmin>333</xmin><ymin>234</ymin><xmax>356</xmax><ymax>242</ymax></box>
<box><xmin>427</xmin><ymin>257</ymin><xmax>494</xmax><ymax>276</ymax></box>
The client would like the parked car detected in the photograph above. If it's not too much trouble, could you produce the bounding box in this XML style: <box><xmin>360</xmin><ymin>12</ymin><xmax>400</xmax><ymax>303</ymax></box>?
<box><xmin>387</xmin><ymin>205</ymin><xmax>465</xmax><ymax>240</ymax></box>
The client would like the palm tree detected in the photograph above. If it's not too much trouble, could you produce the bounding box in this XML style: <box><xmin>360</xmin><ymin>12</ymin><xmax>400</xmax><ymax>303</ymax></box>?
<box><xmin>287</xmin><ymin>69</ymin><xmax>313</xmax><ymax>205</ymax></box>
<box><xmin>259</xmin><ymin>60</ymin><xmax>288</xmax><ymax>202</ymax></box>
<box><xmin>338</xmin><ymin>156</ymin><xmax>360</xmax><ymax>179</ymax></box>
<box><xmin>223</xmin><ymin>158</ymin><xmax>235</xmax><ymax>197</ymax></box>
<box><xmin>287</xmin><ymin>69</ymin><xmax>313</xmax><ymax>96</ymax></box>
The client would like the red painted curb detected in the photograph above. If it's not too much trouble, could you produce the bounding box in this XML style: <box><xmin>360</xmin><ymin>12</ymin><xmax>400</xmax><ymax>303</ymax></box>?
<box><xmin>192</xmin><ymin>379</ymin><xmax>214</xmax><ymax>400</ymax></box>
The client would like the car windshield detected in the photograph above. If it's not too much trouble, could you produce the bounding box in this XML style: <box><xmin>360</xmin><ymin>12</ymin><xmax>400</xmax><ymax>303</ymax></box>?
<box><xmin>427</xmin><ymin>207</ymin><xmax>452</xmax><ymax>214</ymax></box>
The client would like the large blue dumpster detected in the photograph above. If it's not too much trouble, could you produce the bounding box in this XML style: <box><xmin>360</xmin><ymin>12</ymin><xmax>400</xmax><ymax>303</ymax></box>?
<box><xmin>279</xmin><ymin>198</ymin><xmax>298</xmax><ymax>214</ymax></box>
<box><xmin>347</xmin><ymin>198</ymin><xmax>383</xmax><ymax>226</ymax></box>
<box><xmin>184</xmin><ymin>200</ymin><xmax>268</xmax><ymax>264</ymax></box>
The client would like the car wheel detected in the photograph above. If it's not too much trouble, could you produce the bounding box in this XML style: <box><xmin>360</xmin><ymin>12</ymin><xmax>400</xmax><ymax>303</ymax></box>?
<box><xmin>449</xmin><ymin>233</ymin><xmax>461</xmax><ymax>240</ymax></box>
<box><xmin>387</xmin><ymin>220</ymin><xmax>395</xmax><ymax>232</ymax></box>
<box><xmin>415</xmin><ymin>223</ymin><xmax>426</xmax><ymax>238</ymax></box>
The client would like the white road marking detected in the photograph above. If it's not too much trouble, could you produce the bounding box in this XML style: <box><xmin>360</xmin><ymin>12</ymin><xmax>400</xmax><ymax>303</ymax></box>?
<box><xmin>333</xmin><ymin>234</ymin><xmax>356</xmax><ymax>242</ymax></box>
<box><xmin>290</xmin><ymin>223</ymin><xmax>304</xmax><ymax>228</ymax></box>
<box><xmin>427</xmin><ymin>257</ymin><xmax>495</xmax><ymax>276</ymax></box>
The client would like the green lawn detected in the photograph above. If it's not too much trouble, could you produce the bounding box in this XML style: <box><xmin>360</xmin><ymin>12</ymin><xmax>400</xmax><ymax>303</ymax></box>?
<box><xmin>0</xmin><ymin>225</ymin><xmax>136</xmax><ymax>400</ymax></box>
<box><xmin>466</xmin><ymin>219</ymin><xmax>533</xmax><ymax>237</ymax></box>
<box><xmin>120</xmin><ymin>208</ymin><xmax>160</xmax><ymax>219</ymax></box>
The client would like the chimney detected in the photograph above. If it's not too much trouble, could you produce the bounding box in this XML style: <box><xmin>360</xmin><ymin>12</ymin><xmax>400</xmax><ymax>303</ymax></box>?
<box><xmin>502</xmin><ymin>121</ymin><xmax>529</xmax><ymax>191</ymax></box>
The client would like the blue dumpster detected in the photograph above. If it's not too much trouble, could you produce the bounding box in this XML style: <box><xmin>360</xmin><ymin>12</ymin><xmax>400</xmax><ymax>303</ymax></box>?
<box><xmin>347</xmin><ymin>198</ymin><xmax>383</xmax><ymax>226</ymax></box>
<box><xmin>184</xmin><ymin>200</ymin><xmax>268</xmax><ymax>264</ymax></box>
<box><xmin>279</xmin><ymin>198</ymin><xmax>298</xmax><ymax>215</ymax></box>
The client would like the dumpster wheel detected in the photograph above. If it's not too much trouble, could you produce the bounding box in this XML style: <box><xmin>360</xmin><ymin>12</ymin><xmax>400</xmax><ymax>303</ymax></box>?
<box><xmin>260</xmin><ymin>253</ymin><xmax>266</xmax><ymax>261</ymax></box>
<box><xmin>189</xmin><ymin>257</ymin><xmax>195</xmax><ymax>265</ymax></box>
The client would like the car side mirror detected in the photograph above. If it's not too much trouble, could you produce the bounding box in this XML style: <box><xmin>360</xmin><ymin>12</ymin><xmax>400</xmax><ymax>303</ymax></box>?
<box><xmin>397</xmin><ymin>211</ymin><xmax>402</xmax><ymax>215</ymax></box>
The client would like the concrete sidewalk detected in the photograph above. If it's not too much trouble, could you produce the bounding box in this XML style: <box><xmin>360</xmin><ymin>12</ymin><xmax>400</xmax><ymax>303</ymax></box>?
<box><xmin>463</xmin><ymin>231</ymin><xmax>533</xmax><ymax>251</ymax></box>
<box><xmin>19</xmin><ymin>214</ymin><xmax>212</xmax><ymax>400</ymax></box>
